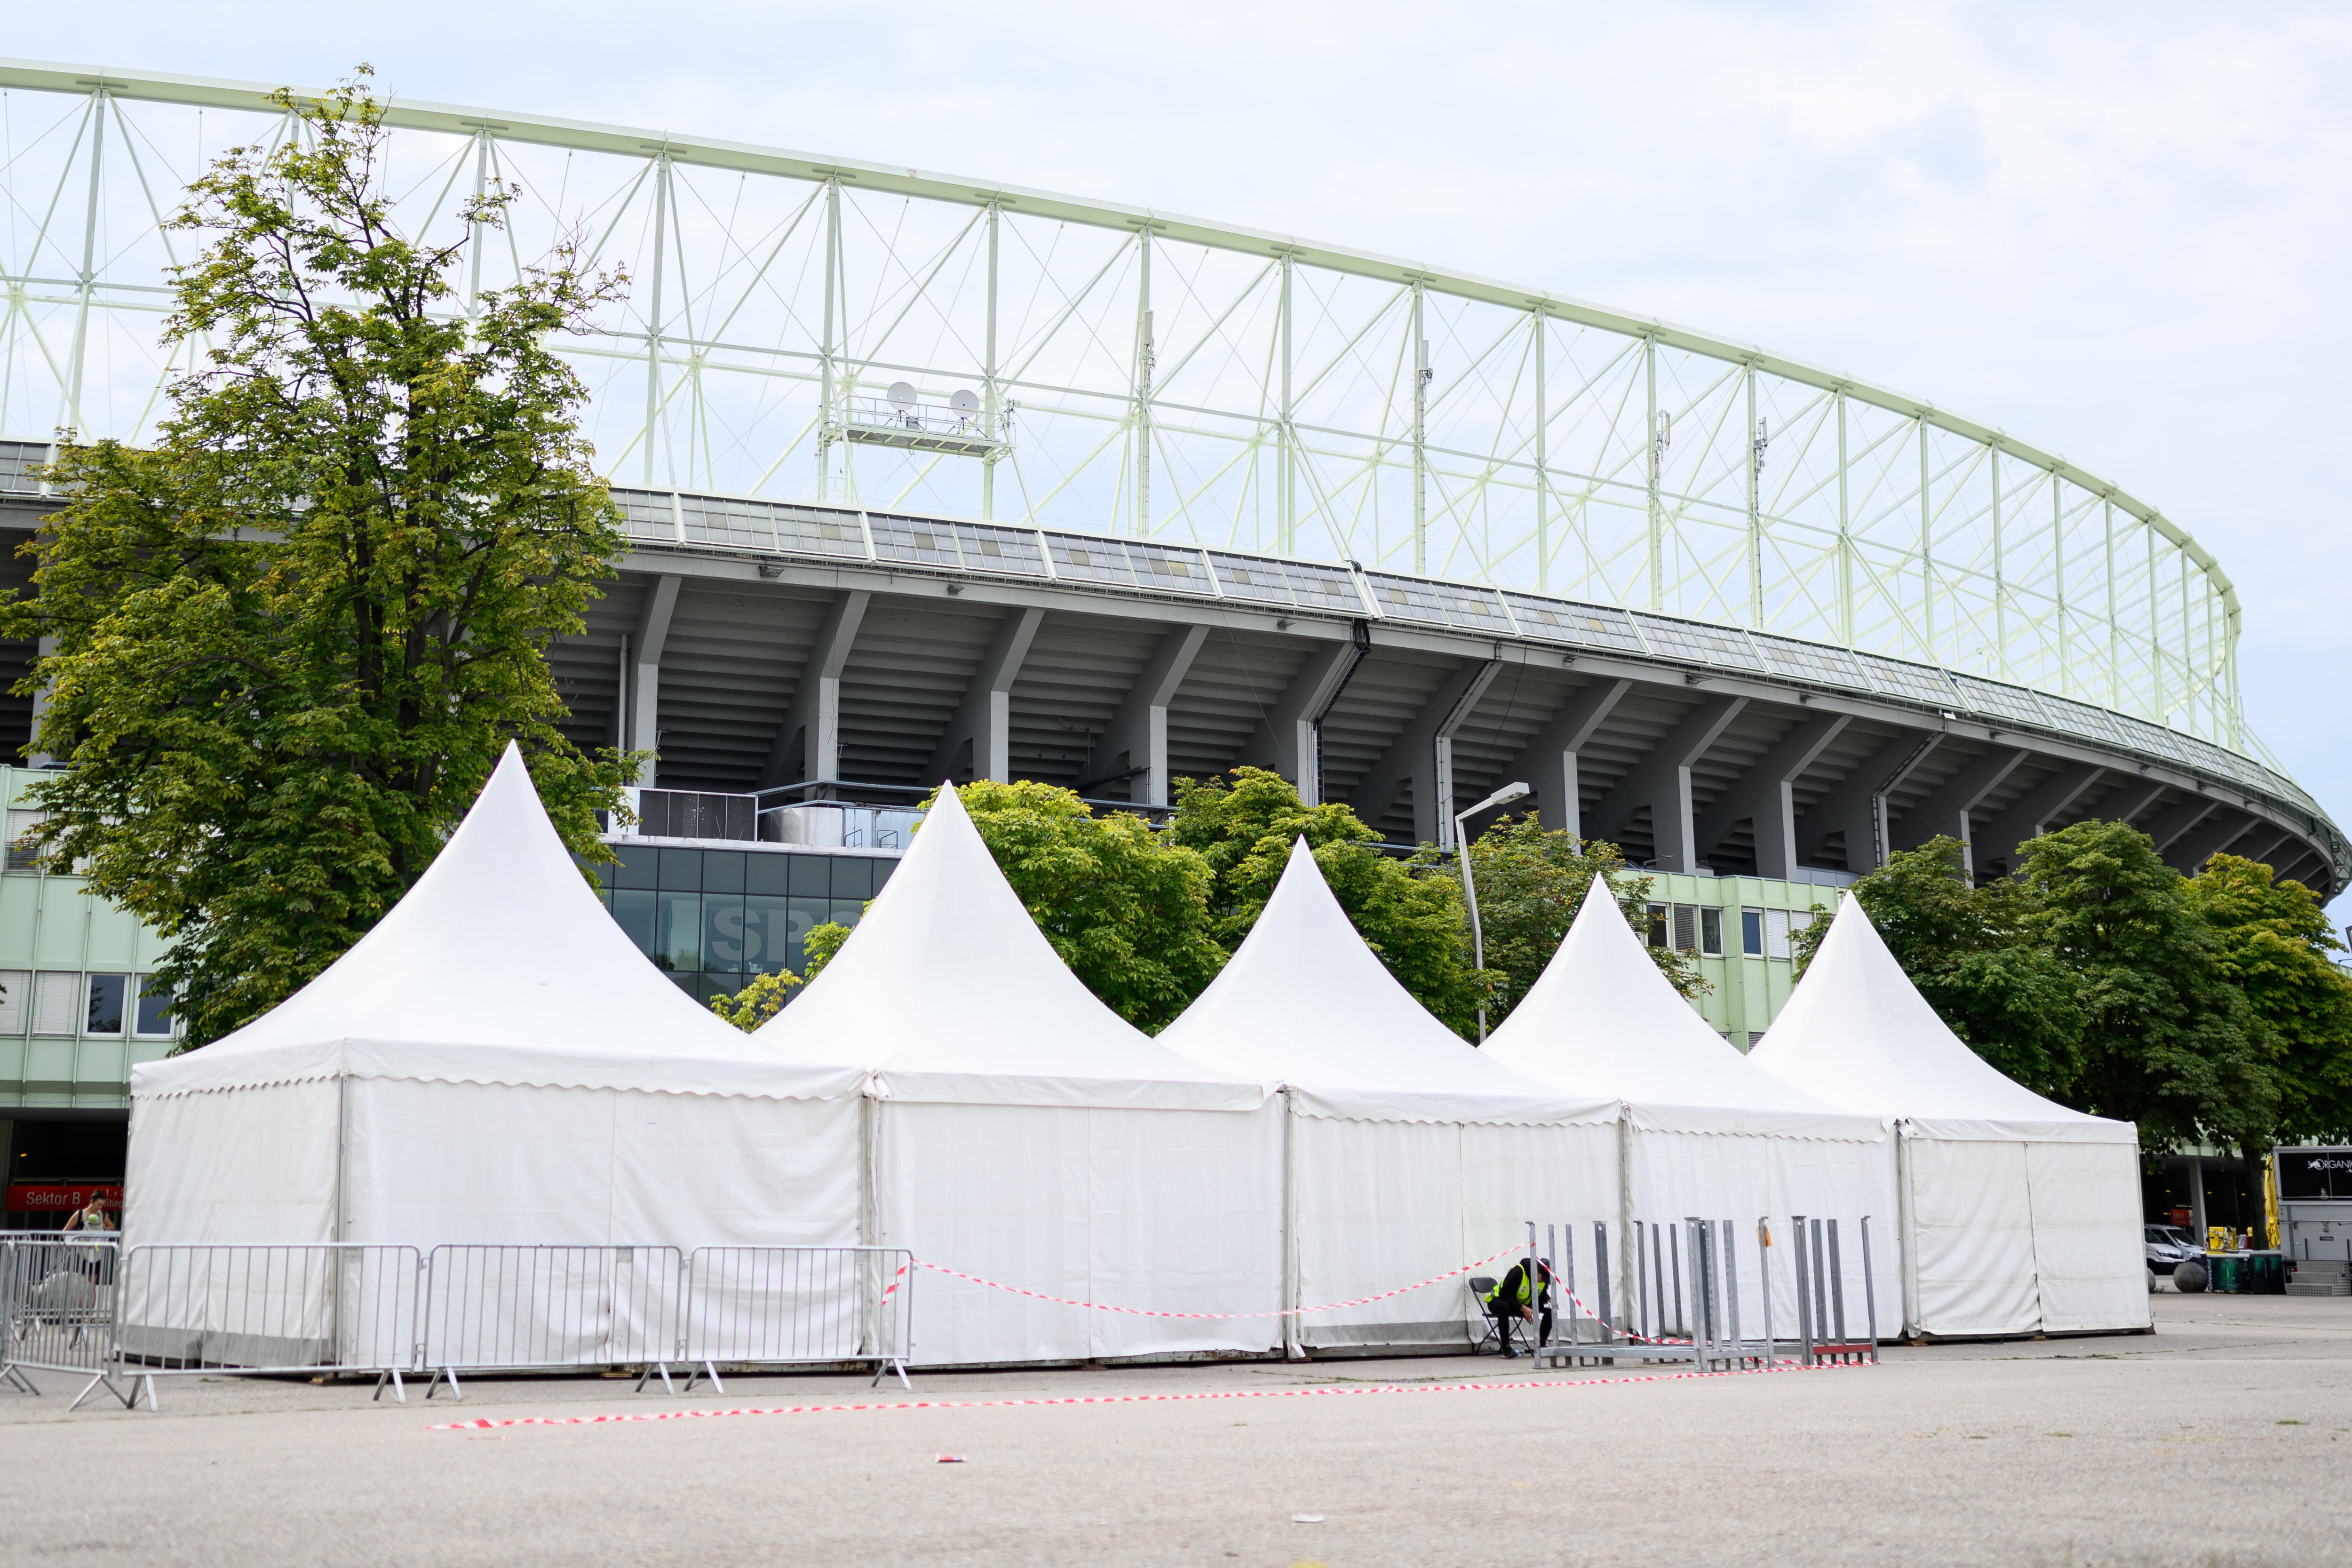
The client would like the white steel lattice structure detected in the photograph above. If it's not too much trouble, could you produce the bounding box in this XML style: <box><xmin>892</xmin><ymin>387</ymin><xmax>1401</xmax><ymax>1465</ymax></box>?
<box><xmin>0</xmin><ymin>63</ymin><xmax>2253</xmax><ymax>749</ymax></box>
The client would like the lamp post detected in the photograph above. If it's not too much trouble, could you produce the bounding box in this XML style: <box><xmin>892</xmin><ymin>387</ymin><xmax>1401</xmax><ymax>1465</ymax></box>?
<box><xmin>1454</xmin><ymin>781</ymin><xmax>1530</xmax><ymax>1044</ymax></box>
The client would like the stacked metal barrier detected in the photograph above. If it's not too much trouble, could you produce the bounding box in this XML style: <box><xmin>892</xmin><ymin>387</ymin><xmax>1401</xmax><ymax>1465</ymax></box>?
<box><xmin>1527</xmin><ymin>1217</ymin><xmax>1880</xmax><ymax>1372</ymax></box>
<box><xmin>2</xmin><ymin>1233</ymin><xmax>122</xmax><ymax>1402</ymax></box>
<box><xmin>0</xmin><ymin>1237</ymin><xmax>914</xmax><ymax>1409</ymax></box>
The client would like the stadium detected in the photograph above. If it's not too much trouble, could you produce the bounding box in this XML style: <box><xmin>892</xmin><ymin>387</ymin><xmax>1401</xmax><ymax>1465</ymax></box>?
<box><xmin>0</xmin><ymin>59</ymin><xmax>2342</xmax><ymax>1157</ymax></box>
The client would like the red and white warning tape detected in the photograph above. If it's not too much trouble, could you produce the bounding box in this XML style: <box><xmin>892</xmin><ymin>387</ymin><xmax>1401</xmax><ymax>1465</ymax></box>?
<box><xmin>906</xmin><ymin>1241</ymin><xmax>1531</xmax><ymax>1320</ymax></box>
<box><xmin>431</xmin><ymin>1357</ymin><xmax>1860</xmax><ymax>1432</ymax></box>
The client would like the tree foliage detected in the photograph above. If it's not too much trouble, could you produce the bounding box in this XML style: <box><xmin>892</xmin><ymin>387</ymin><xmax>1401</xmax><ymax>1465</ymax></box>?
<box><xmin>1794</xmin><ymin>836</ymin><xmax>2083</xmax><ymax>1098</ymax></box>
<box><xmin>1810</xmin><ymin>821</ymin><xmax>2352</xmax><ymax>1155</ymax></box>
<box><xmin>1167</xmin><ymin>767</ymin><xmax>1490</xmax><ymax>1037</ymax></box>
<box><xmin>709</xmin><ymin>969</ymin><xmax>802</xmax><ymax>1032</ymax></box>
<box><xmin>2017</xmin><ymin>821</ymin><xmax>2275</xmax><ymax>1152</ymax></box>
<box><xmin>2181</xmin><ymin>854</ymin><xmax>2352</xmax><ymax>1144</ymax></box>
<box><xmin>2</xmin><ymin>71</ymin><xmax>635</xmax><ymax>1045</ymax></box>
<box><xmin>948</xmin><ymin>779</ymin><xmax>1226</xmax><ymax>1032</ymax></box>
<box><xmin>1413</xmin><ymin>811</ymin><xmax>1704</xmax><ymax>1025</ymax></box>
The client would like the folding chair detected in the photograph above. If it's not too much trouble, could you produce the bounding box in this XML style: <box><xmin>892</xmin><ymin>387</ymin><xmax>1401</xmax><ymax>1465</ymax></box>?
<box><xmin>1468</xmin><ymin>1277</ymin><xmax>1503</xmax><ymax>1353</ymax></box>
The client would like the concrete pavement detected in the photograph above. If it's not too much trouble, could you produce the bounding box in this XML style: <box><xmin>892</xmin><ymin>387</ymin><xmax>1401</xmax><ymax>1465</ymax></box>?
<box><xmin>4</xmin><ymin>1293</ymin><xmax>2349</xmax><ymax>1567</ymax></box>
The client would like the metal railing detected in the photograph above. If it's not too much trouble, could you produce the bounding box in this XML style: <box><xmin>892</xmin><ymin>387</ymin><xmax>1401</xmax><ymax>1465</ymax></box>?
<box><xmin>2</xmin><ymin>1235</ymin><xmax>120</xmax><ymax>1403</ymax></box>
<box><xmin>1525</xmin><ymin>1216</ymin><xmax>1880</xmax><ymax>1372</ymax></box>
<box><xmin>0</xmin><ymin>1241</ymin><xmax>914</xmax><ymax>1411</ymax></box>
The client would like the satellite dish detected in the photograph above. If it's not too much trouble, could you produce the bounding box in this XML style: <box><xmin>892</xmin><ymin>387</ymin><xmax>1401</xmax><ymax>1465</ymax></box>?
<box><xmin>949</xmin><ymin>389</ymin><xmax>980</xmax><ymax>414</ymax></box>
<box><xmin>887</xmin><ymin>381</ymin><xmax>917</xmax><ymax>410</ymax></box>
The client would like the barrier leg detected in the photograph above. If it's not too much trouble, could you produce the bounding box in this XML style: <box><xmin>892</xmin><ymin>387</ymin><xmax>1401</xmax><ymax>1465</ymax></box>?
<box><xmin>872</xmin><ymin>1357</ymin><xmax>911</xmax><ymax>1389</ymax></box>
<box><xmin>1593</xmin><ymin>1222</ymin><xmax>1616</xmax><ymax>1367</ymax></box>
<box><xmin>1827</xmin><ymin>1220</ymin><xmax>1849</xmax><ymax>1360</ymax></box>
<box><xmin>1791</xmin><ymin>1217</ymin><xmax>1815</xmax><ymax>1367</ymax></box>
<box><xmin>634</xmin><ymin>1361</ymin><xmax>675</xmax><ymax>1394</ymax></box>
<box><xmin>425</xmin><ymin>1367</ymin><xmax>462</xmax><ymax>1402</ymax></box>
<box><xmin>3</xmin><ymin>1361</ymin><xmax>37</xmax><ymax>1396</ymax></box>
<box><xmin>1860</xmin><ymin>1217</ymin><xmax>1881</xmax><ymax>1363</ymax></box>
<box><xmin>373</xmin><ymin>1367</ymin><xmax>407</xmax><ymax>1404</ymax></box>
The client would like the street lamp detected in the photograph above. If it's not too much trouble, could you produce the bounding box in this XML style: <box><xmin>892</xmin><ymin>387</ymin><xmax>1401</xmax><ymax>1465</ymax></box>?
<box><xmin>1454</xmin><ymin>781</ymin><xmax>1530</xmax><ymax>1045</ymax></box>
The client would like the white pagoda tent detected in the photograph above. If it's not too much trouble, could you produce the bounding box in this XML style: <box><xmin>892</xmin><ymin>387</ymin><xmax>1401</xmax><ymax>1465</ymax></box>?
<box><xmin>126</xmin><ymin>744</ymin><xmax>867</xmax><ymax>1253</ymax></box>
<box><xmin>1156</xmin><ymin>840</ymin><xmax>1617</xmax><ymax>1352</ymax></box>
<box><xmin>1750</xmin><ymin>894</ymin><xmax>2147</xmax><ymax>1338</ymax></box>
<box><xmin>1484</xmin><ymin>880</ymin><xmax>1897</xmax><ymax>1337</ymax></box>
<box><xmin>755</xmin><ymin>783</ymin><xmax>1281</xmax><ymax>1367</ymax></box>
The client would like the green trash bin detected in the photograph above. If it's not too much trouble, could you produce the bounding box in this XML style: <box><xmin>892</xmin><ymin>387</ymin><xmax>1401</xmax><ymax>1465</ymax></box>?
<box><xmin>2246</xmin><ymin>1252</ymin><xmax>2285</xmax><ymax>1294</ymax></box>
<box><xmin>2209</xmin><ymin>1254</ymin><xmax>2242</xmax><ymax>1293</ymax></box>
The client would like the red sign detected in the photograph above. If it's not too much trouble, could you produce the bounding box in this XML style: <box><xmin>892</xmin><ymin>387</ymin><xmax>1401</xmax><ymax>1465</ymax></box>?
<box><xmin>5</xmin><ymin>1183</ymin><xmax>121</xmax><ymax>1214</ymax></box>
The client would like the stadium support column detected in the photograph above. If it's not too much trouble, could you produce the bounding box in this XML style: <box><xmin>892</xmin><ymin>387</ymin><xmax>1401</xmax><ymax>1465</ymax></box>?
<box><xmin>1692</xmin><ymin>714</ymin><xmax>1851</xmax><ymax>878</ymax></box>
<box><xmin>1086</xmin><ymin>625</ymin><xmax>1208</xmax><ymax>807</ymax></box>
<box><xmin>1347</xmin><ymin>661</ymin><xmax>1503</xmax><ymax>848</ymax></box>
<box><xmin>761</xmin><ymin>590</ymin><xmax>870</xmax><ymax>792</ymax></box>
<box><xmin>1498</xmin><ymin>677</ymin><xmax>1630</xmax><ymax>844</ymax></box>
<box><xmin>1889</xmin><ymin>748</ymin><xmax>2028</xmax><ymax>871</ymax></box>
<box><xmin>1794</xmin><ymin>733</ymin><xmax>1943</xmax><ymax>875</ymax></box>
<box><xmin>1583</xmin><ymin>695</ymin><xmax>1748</xmax><ymax>874</ymax></box>
<box><xmin>927</xmin><ymin>608</ymin><xmax>1044</xmax><ymax>784</ymax></box>
<box><xmin>1976</xmin><ymin>764</ymin><xmax>2104</xmax><ymax>875</ymax></box>
<box><xmin>2140</xmin><ymin>796</ymin><xmax>2219</xmax><ymax>859</ymax></box>
<box><xmin>627</xmin><ymin>575</ymin><xmax>681</xmax><ymax>779</ymax></box>
<box><xmin>1238</xmin><ymin>641</ymin><xmax>1361</xmax><ymax>807</ymax></box>
<box><xmin>2165</xmin><ymin>809</ymin><xmax>2255</xmax><ymax>876</ymax></box>
<box><xmin>2102</xmin><ymin>777</ymin><xmax>2169</xmax><ymax>828</ymax></box>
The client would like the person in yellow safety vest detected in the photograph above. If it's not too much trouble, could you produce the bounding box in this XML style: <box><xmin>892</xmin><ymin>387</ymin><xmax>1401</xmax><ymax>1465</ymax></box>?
<box><xmin>1485</xmin><ymin>1257</ymin><xmax>1556</xmax><ymax>1357</ymax></box>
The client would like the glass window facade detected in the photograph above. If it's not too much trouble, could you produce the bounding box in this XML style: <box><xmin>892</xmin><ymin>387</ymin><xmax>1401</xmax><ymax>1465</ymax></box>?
<box><xmin>588</xmin><ymin>844</ymin><xmax>896</xmax><ymax>1007</ymax></box>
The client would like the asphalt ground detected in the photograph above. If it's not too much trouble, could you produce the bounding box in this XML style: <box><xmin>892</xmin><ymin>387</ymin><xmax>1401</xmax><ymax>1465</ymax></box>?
<box><xmin>5</xmin><ymin>1293</ymin><xmax>2350</xmax><ymax>1567</ymax></box>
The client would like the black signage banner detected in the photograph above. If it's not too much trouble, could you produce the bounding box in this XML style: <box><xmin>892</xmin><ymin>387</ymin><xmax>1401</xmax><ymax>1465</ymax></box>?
<box><xmin>2277</xmin><ymin>1148</ymin><xmax>2352</xmax><ymax>1201</ymax></box>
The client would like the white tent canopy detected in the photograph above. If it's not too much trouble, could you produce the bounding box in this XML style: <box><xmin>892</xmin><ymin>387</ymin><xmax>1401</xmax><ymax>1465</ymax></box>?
<box><xmin>755</xmin><ymin>783</ymin><xmax>1280</xmax><ymax>1365</ymax></box>
<box><xmin>1157</xmin><ymin>840</ymin><xmax>1615</xmax><ymax>1348</ymax></box>
<box><xmin>127</xmin><ymin>744</ymin><xmax>864</xmax><ymax>1251</ymax></box>
<box><xmin>1484</xmin><ymin>880</ymin><xmax>1895</xmax><ymax>1337</ymax></box>
<box><xmin>1751</xmin><ymin>895</ymin><xmax>2146</xmax><ymax>1337</ymax></box>
<box><xmin>1485</xmin><ymin>880</ymin><xmax>1876</xmax><ymax>1141</ymax></box>
<box><xmin>1160</xmin><ymin>839</ymin><xmax>1610</xmax><ymax>1126</ymax></box>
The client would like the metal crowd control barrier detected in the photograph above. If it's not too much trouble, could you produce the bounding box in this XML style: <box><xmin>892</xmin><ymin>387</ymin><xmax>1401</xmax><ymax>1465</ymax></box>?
<box><xmin>112</xmin><ymin>1244</ymin><xmax>424</xmax><ymax>1408</ymax></box>
<box><xmin>683</xmin><ymin>1247</ymin><xmax>913</xmax><ymax>1390</ymax></box>
<box><xmin>1530</xmin><ymin>1216</ymin><xmax>1880</xmax><ymax>1372</ymax></box>
<box><xmin>419</xmin><ymin>1245</ymin><xmax>687</xmax><ymax>1401</ymax></box>
<box><xmin>2</xmin><ymin>1235</ymin><xmax>122</xmax><ymax>1406</ymax></box>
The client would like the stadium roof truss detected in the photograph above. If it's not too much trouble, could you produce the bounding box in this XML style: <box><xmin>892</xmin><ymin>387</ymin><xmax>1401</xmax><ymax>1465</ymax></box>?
<box><xmin>0</xmin><ymin>59</ymin><xmax>2328</xmax><ymax>887</ymax></box>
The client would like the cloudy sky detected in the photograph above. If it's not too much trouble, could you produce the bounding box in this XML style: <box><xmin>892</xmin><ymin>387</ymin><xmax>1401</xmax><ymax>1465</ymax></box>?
<box><xmin>9</xmin><ymin>1</ymin><xmax>2347</xmax><ymax>893</ymax></box>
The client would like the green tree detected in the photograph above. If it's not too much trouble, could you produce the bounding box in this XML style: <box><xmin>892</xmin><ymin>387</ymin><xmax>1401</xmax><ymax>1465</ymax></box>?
<box><xmin>2</xmin><ymin>71</ymin><xmax>634</xmax><ymax>1046</ymax></box>
<box><xmin>1794</xmin><ymin>837</ymin><xmax>2083</xmax><ymax>1099</ymax></box>
<box><xmin>710</xmin><ymin>970</ymin><xmax>803</xmax><ymax>1032</ymax></box>
<box><xmin>1416</xmin><ymin>812</ymin><xmax>1703</xmax><ymax>1025</ymax></box>
<box><xmin>2185</xmin><ymin>853</ymin><xmax>2352</xmax><ymax>1144</ymax></box>
<box><xmin>954</xmin><ymin>779</ymin><xmax>1226</xmax><ymax>1032</ymax></box>
<box><xmin>2018</xmin><ymin>821</ymin><xmax>2274</xmax><ymax>1152</ymax></box>
<box><xmin>1167</xmin><ymin>767</ymin><xmax>1490</xmax><ymax>1037</ymax></box>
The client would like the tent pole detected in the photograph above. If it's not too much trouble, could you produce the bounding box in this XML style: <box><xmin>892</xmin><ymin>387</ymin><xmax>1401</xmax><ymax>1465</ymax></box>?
<box><xmin>1615</xmin><ymin>1101</ymin><xmax>1635</xmax><ymax>1328</ymax></box>
<box><xmin>1281</xmin><ymin>1088</ymin><xmax>1303</xmax><ymax>1361</ymax></box>
<box><xmin>1896</xmin><ymin>1120</ymin><xmax>1918</xmax><ymax>1337</ymax></box>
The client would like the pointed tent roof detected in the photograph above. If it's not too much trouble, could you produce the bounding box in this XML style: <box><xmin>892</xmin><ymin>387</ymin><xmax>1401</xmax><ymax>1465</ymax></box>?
<box><xmin>754</xmin><ymin>783</ymin><xmax>1269</xmax><ymax>1111</ymax></box>
<box><xmin>1156</xmin><ymin>840</ymin><xmax>1613</xmax><ymax>1124</ymax></box>
<box><xmin>134</xmin><ymin>745</ymin><xmax>860</xmax><ymax>1102</ymax></box>
<box><xmin>1483</xmin><ymin>879</ymin><xmax>1879</xmax><ymax>1139</ymax></box>
<box><xmin>1749</xmin><ymin>894</ymin><xmax>2133</xmax><ymax>1144</ymax></box>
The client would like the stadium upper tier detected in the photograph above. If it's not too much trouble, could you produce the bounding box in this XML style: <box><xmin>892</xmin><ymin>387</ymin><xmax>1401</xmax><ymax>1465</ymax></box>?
<box><xmin>0</xmin><ymin>60</ymin><xmax>2336</xmax><ymax>891</ymax></box>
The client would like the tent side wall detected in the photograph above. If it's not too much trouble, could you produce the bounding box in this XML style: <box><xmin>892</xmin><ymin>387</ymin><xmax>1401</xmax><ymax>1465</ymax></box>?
<box><xmin>1292</xmin><ymin>1114</ymin><xmax>1618</xmax><ymax>1349</ymax></box>
<box><xmin>874</xmin><ymin>1098</ymin><xmax>1283</xmax><ymax>1367</ymax></box>
<box><xmin>2026</xmin><ymin>1139</ymin><xmax>2150</xmax><ymax>1333</ymax></box>
<box><xmin>1901</xmin><ymin>1129</ymin><xmax>2150</xmax><ymax>1338</ymax></box>
<box><xmin>126</xmin><ymin>1081</ymin><xmax>341</xmax><ymax>1248</ymax></box>
<box><xmin>343</xmin><ymin>1079</ymin><xmax>864</xmax><ymax>1250</ymax></box>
